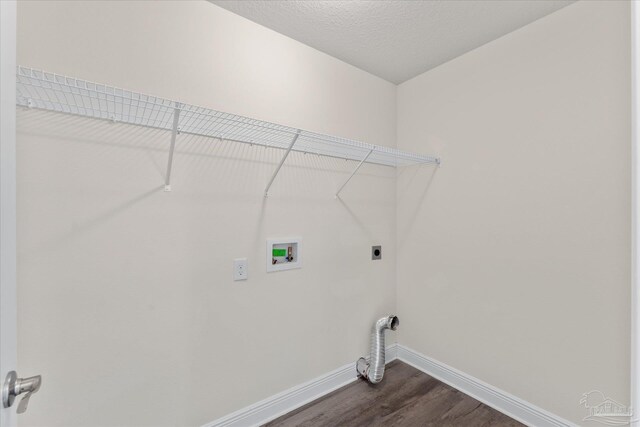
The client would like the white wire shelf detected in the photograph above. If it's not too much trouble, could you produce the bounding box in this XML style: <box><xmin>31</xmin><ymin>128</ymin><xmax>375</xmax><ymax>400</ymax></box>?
<box><xmin>16</xmin><ymin>66</ymin><xmax>440</xmax><ymax>194</ymax></box>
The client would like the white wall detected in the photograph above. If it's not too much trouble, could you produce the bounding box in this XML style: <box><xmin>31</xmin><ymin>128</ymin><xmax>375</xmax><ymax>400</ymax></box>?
<box><xmin>17</xmin><ymin>1</ymin><xmax>633</xmax><ymax>425</ymax></box>
<box><xmin>16</xmin><ymin>2</ymin><xmax>397</xmax><ymax>426</ymax></box>
<box><xmin>397</xmin><ymin>1</ymin><xmax>630</xmax><ymax>424</ymax></box>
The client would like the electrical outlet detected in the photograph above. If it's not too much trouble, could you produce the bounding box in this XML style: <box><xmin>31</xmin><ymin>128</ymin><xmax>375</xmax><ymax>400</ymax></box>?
<box><xmin>372</xmin><ymin>246</ymin><xmax>382</xmax><ymax>260</ymax></box>
<box><xmin>234</xmin><ymin>258</ymin><xmax>248</xmax><ymax>281</ymax></box>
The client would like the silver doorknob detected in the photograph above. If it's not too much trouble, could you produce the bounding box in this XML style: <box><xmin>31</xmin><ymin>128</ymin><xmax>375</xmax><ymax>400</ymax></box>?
<box><xmin>2</xmin><ymin>371</ymin><xmax>42</xmax><ymax>414</ymax></box>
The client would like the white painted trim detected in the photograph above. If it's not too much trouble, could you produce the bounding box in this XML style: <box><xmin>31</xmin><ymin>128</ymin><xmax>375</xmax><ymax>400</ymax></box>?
<box><xmin>0</xmin><ymin>2</ymin><xmax>17</xmax><ymax>426</ymax></box>
<box><xmin>204</xmin><ymin>345</ymin><xmax>397</xmax><ymax>427</ymax></box>
<box><xmin>632</xmin><ymin>3</ymin><xmax>640</xmax><ymax>425</ymax></box>
<box><xmin>204</xmin><ymin>344</ymin><xmax>576</xmax><ymax>427</ymax></box>
<box><xmin>395</xmin><ymin>345</ymin><xmax>577</xmax><ymax>427</ymax></box>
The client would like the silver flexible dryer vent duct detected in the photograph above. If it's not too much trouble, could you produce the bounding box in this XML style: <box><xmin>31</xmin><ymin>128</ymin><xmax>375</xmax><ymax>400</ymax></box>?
<box><xmin>356</xmin><ymin>315</ymin><xmax>399</xmax><ymax>384</ymax></box>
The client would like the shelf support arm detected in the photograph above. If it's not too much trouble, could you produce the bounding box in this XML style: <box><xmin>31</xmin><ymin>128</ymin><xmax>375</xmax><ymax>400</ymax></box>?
<box><xmin>264</xmin><ymin>130</ymin><xmax>301</xmax><ymax>197</ymax></box>
<box><xmin>335</xmin><ymin>149</ymin><xmax>374</xmax><ymax>198</ymax></box>
<box><xmin>164</xmin><ymin>102</ymin><xmax>182</xmax><ymax>192</ymax></box>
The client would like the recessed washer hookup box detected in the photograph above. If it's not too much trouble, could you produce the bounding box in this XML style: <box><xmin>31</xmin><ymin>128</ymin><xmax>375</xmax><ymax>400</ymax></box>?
<box><xmin>266</xmin><ymin>238</ymin><xmax>302</xmax><ymax>272</ymax></box>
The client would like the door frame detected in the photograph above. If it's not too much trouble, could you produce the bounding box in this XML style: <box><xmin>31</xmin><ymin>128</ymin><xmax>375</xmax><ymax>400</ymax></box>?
<box><xmin>0</xmin><ymin>1</ymin><xmax>17</xmax><ymax>426</ymax></box>
<box><xmin>632</xmin><ymin>1</ymin><xmax>640</xmax><ymax>425</ymax></box>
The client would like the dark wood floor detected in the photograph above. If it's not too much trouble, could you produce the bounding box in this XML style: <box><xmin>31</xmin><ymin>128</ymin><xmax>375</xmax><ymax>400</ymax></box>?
<box><xmin>264</xmin><ymin>361</ymin><xmax>523</xmax><ymax>427</ymax></box>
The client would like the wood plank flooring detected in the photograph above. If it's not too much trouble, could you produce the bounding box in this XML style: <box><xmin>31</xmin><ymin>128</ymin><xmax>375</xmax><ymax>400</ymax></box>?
<box><xmin>264</xmin><ymin>361</ymin><xmax>523</xmax><ymax>427</ymax></box>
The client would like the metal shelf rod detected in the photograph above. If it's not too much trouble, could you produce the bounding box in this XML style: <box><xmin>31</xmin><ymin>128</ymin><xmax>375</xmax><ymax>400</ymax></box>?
<box><xmin>264</xmin><ymin>130</ymin><xmax>301</xmax><ymax>197</ymax></box>
<box><xmin>335</xmin><ymin>149</ymin><xmax>374</xmax><ymax>197</ymax></box>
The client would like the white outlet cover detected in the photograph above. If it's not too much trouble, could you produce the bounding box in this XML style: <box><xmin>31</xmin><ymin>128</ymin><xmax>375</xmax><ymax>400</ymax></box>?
<box><xmin>234</xmin><ymin>258</ymin><xmax>248</xmax><ymax>281</ymax></box>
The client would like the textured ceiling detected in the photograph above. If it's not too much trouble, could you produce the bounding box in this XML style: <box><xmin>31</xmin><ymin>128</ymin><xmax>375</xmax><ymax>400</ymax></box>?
<box><xmin>210</xmin><ymin>0</ymin><xmax>574</xmax><ymax>84</ymax></box>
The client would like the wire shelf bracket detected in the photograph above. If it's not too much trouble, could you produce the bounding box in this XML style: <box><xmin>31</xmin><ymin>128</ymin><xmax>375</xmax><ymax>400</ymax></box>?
<box><xmin>164</xmin><ymin>102</ymin><xmax>182</xmax><ymax>192</ymax></box>
<box><xmin>15</xmin><ymin>66</ymin><xmax>441</xmax><ymax>196</ymax></box>
<box><xmin>335</xmin><ymin>149</ymin><xmax>374</xmax><ymax>198</ymax></box>
<box><xmin>264</xmin><ymin>130</ymin><xmax>301</xmax><ymax>197</ymax></box>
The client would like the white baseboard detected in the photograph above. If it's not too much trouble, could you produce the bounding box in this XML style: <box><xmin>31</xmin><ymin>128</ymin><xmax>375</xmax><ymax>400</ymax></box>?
<box><xmin>395</xmin><ymin>345</ymin><xmax>577</xmax><ymax>427</ymax></box>
<box><xmin>204</xmin><ymin>344</ymin><xmax>398</xmax><ymax>427</ymax></box>
<box><xmin>204</xmin><ymin>344</ymin><xmax>574</xmax><ymax>427</ymax></box>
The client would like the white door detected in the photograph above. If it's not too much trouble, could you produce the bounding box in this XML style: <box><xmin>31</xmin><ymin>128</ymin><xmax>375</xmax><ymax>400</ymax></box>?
<box><xmin>1</xmin><ymin>1</ymin><xmax>18</xmax><ymax>426</ymax></box>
